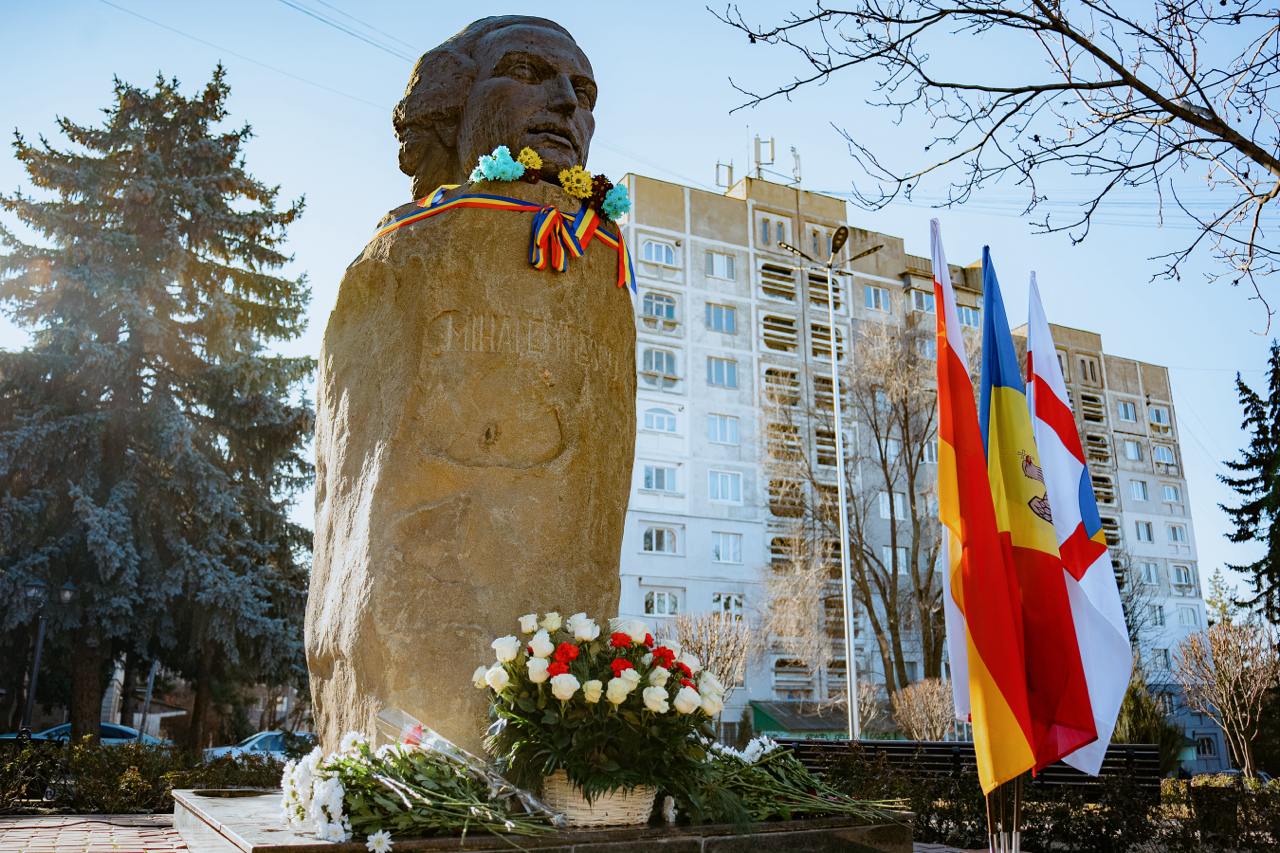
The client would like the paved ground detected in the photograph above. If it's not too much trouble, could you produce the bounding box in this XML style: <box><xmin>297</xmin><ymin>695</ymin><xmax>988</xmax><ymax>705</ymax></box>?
<box><xmin>0</xmin><ymin>815</ymin><xmax>979</xmax><ymax>852</ymax></box>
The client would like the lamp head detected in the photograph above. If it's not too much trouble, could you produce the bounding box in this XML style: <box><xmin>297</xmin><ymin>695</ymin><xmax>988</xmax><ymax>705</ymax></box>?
<box><xmin>830</xmin><ymin>226</ymin><xmax>849</xmax><ymax>257</ymax></box>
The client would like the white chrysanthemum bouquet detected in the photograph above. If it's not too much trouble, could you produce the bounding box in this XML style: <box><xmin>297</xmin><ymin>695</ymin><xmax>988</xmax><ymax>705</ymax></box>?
<box><xmin>478</xmin><ymin>611</ymin><xmax>727</xmax><ymax>805</ymax></box>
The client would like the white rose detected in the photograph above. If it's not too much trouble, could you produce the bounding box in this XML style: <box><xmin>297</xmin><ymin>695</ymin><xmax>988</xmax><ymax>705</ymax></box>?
<box><xmin>582</xmin><ymin>679</ymin><xmax>603</xmax><ymax>703</ymax></box>
<box><xmin>642</xmin><ymin>685</ymin><xmax>670</xmax><ymax>714</ymax></box>
<box><xmin>605</xmin><ymin>677</ymin><xmax>632</xmax><ymax>705</ymax></box>
<box><xmin>484</xmin><ymin>665</ymin><xmax>510</xmax><ymax>692</ymax></box>
<box><xmin>528</xmin><ymin>629</ymin><xmax>554</xmax><ymax>658</ymax></box>
<box><xmin>566</xmin><ymin>612</ymin><xmax>600</xmax><ymax>642</ymax></box>
<box><xmin>550</xmin><ymin>673</ymin><xmax>581</xmax><ymax>701</ymax></box>
<box><xmin>527</xmin><ymin>657</ymin><xmax>550</xmax><ymax>683</ymax></box>
<box><xmin>700</xmin><ymin>692</ymin><xmax>725</xmax><ymax>716</ymax></box>
<box><xmin>518</xmin><ymin>613</ymin><xmax>539</xmax><ymax>634</ymax></box>
<box><xmin>540</xmin><ymin>611</ymin><xmax>562</xmax><ymax>631</ymax></box>
<box><xmin>472</xmin><ymin>665</ymin><xmax>489</xmax><ymax>688</ymax></box>
<box><xmin>492</xmin><ymin>635</ymin><xmax>521</xmax><ymax>663</ymax></box>
<box><xmin>649</xmin><ymin>666</ymin><xmax>670</xmax><ymax>687</ymax></box>
<box><xmin>677</xmin><ymin>652</ymin><xmax>702</xmax><ymax>675</ymax></box>
<box><xmin>673</xmin><ymin>686</ymin><xmax>701</xmax><ymax>714</ymax></box>
<box><xmin>620</xmin><ymin>667</ymin><xmax>642</xmax><ymax>686</ymax></box>
<box><xmin>611</xmin><ymin>617</ymin><xmax>649</xmax><ymax>644</ymax></box>
<box><xmin>641</xmin><ymin>653</ymin><xmax>654</xmax><ymax>666</ymax></box>
<box><xmin>698</xmin><ymin>671</ymin><xmax>724</xmax><ymax>697</ymax></box>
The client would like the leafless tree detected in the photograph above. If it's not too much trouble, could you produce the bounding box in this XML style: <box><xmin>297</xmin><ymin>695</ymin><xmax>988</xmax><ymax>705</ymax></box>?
<box><xmin>662</xmin><ymin>612</ymin><xmax>760</xmax><ymax>700</ymax></box>
<box><xmin>1172</xmin><ymin>619</ymin><xmax>1280</xmax><ymax>776</ymax></box>
<box><xmin>761</xmin><ymin>314</ymin><xmax>944</xmax><ymax>696</ymax></box>
<box><xmin>891</xmin><ymin>677</ymin><xmax>955</xmax><ymax>740</ymax></box>
<box><xmin>715</xmin><ymin>2</ymin><xmax>1280</xmax><ymax>323</ymax></box>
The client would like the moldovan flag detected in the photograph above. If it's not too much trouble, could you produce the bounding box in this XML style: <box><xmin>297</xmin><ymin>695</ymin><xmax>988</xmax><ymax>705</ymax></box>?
<box><xmin>931</xmin><ymin>221</ymin><xmax>1035</xmax><ymax>794</ymax></box>
<box><xmin>979</xmin><ymin>249</ymin><xmax>1098</xmax><ymax>771</ymax></box>
<box><xmin>1026</xmin><ymin>276</ymin><xmax>1132</xmax><ymax>775</ymax></box>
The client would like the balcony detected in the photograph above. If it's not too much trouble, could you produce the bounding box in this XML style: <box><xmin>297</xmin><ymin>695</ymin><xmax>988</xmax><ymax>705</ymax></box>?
<box><xmin>760</xmin><ymin>262</ymin><xmax>798</xmax><ymax>302</ymax></box>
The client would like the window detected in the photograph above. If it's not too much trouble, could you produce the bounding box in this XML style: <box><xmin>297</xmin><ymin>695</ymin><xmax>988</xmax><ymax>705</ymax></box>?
<box><xmin>1149</xmin><ymin>406</ymin><xmax>1170</xmax><ymax>427</ymax></box>
<box><xmin>1178</xmin><ymin>606</ymin><xmax>1200</xmax><ymax>627</ymax></box>
<box><xmin>1077</xmin><ymin>355</ymin><xmax>1101</xmax><ymax>386</ymax></box>
<box><xmin>763</xmin><ymin>367</ymin><xmax>800</xmax><ymax>406</ymax></box>
<box><xmin>643</xmin><ymin>464</ymin><xmax>677</xmax><ymax>492</ymax></box>
<box><xmin>1154</xmin><ymin>445</ymin><xmax>1176</xmax><ymax>465</ymax></box>
<box><xmin>705</xmin><ymin>251</ymin><xmax>736</xmax><ymax>280</ymax></box>
<box><xmin>958</xmin><ymin>305</ymin><xmax>980</xmax><ymax>328</ymax></box>
<box><xmin>864</xmin><ymin>285</ymin><xmax>890</xmax><ymax>312</ymax></box>
<box><xmin>705</xmin><ymin>302</ymin><xmax>737</xmax><ymax>334</ymax></box>
<box><xmin>761</xmin><ymin>313</ymin><xmax>799</xmax><ymax>352</ymax></box>
<box><xmin>642</xmin><ymin>526</ymin><xmax>677</xmax><ymax>554</ymax></box>
<box><xmin>879</xmin><ymin>491</ymin><xmax>907</xmax><ymax>520</ymax></box>
<box><xmin>1118</xmin><ymin>400</ymin><xmax>1138</xmax><ymax>422</ymax></box>
<box><xmin>923</xmin><ymin>439</ymin><xmax>939</xmax><ymax>464</ymax></box>
<box><xmin>759</xmin><ymin>262</ymin><xmax>797</xmax><ymax>301</ymax></box>
<box><xmin>1196</xmin><ymin>736</ymin><xmax>1218</xmax><ymax>758</ymax></box>
<box><xmin>706</xmin><ymin>356</ymin><xmax>739</xmax><ymax>388</ymax></box>
<box><xmin>769</xmin><ymin>478</ymin><xmax>805</xmax><ymax>517</ymax></box>
<box><xmin>1150</xmin><ymin>604</ymin><xmax>1166</xmax><ymax>627</ymax></box>
<box><xmin>886</xmin><ymin>437</ymin><xmax>902</xmax><ymax>463</ymax></box>
<box><xmin>1152</xmin><ymin>648</ymin><xmax>1171</xmax><ymax>670</ymax></box>
<box><xmin>642</xmin><ymin>407</ymin><xmax>677</xmax><ymax>433</ymax></box>
<box><xmin>911</xmin><ymin>290</ymin><xmax>936</xmax><ymax>313</ymax></box>
<box><xmin>1135</xmin><ymin>520</ymin><xmax>1154</xmax><ymax>542</ymax></box>
<box><xmin>712</xmin><ymin>532</ymin><xmax>743</xmax><ymax>564</ymax></box>
<box><xmin>807</xmin><ymin>271</ymin><xmax>841</xmax><ymax>309</ymax></box>
<box><xmin>1173</xmin><ymin>564</ymin><xmax>1193</xmax><ymax>585</ymax></box>
<box><xmin>1123</xmin><ymin>439</ymin><xmax>1143</xmax><ymax>462</ymax></box>
<box><xmin>917</xmin><ymin>337</ymin><xmax>938</xmax><ymax>360</ymax></box>
<box><xmin>905</xmin><ymin>661</ymin><xmax>920</xmax><ymax>683</ymax></box>
<box><xmin>1131</xmin><ymin>480</ymin><xmax>1149</xmax><ymax>501</ymax></box>
<box><xmin>814</xmin><ymin>427</ymin><xmax>837</xmax><ymax>467</ymax></box>
<box><xmin>880</xmin><ymin>545</ymin><xmax>909</xmax><ymax>567</ymax></box>
<box><xmin>644</xmin><ymin>589</ymin><xmax>680</xmax><ymax>616</ymax></box>
<box><xmin>712</xmin><ymin>591</ymin><xmax>745</xmax><ymax>619</ymax></box>
<box><xmin>809</xmin><ymin>226</ymin><xmax>831</xmax><ymax>259</ymax></box>
<box><xmin>1139</xmin><ymin>561</ymin><xmax>1159</xmax><ymax>585</ymax></box>
<box><xmin>1168</xmin><ymin>524</ymin><xmax>1188</xmax><ymax>543</ymax></box>
<box><xmin>758</xmin><ymin>214</ymin><xmax>790</xmax><ymax>248</ymax></box>
<box><xmin>708</xmin><ymin>469</ymin><xmax>743</xmax><ymax>503</ymax></box>
<box><xmin>642</xmin><ymin>239</ymin><xmax>676</xmax><ymax>266</ymax></box>
<box><xmin>641</xmin><ymin>347</ymin><xmax>678</xmax><ymax>388</ymax></box>
<box><xmin>706</xmin><ymin>413</ymin><xmax>740</xmax><ymax>445</ymax></box>
<box><xmin>642</xmin><ymin>291</ymin><xmax>676</xmax><ymax>321</ymax></box>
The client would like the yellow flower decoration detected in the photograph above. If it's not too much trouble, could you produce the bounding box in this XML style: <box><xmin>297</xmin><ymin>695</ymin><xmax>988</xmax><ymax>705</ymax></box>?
<box><xmin>558</xmin><ymin>165</ymin><xmax>593</xmax><ymax>199</ymax></box>
<box><xmin>516</xmin><ymin>147</ymin><xmax>542</xmax><ymax>171</ymax></box>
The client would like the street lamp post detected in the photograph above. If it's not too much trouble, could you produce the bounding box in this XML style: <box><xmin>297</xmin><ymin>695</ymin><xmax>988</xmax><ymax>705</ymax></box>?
<box><xmin>779</xmin><ymin>230</ymin><xmax>883</xmax><ymax>741</ymax></box>
<box><xmin>19</xmin><ymin>580</ymin><xmax>76</xmax><ymax>737</ymax></box>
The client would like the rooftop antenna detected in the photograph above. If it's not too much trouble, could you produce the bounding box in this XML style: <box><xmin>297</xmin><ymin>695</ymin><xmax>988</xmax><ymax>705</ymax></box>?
<box><xmin>790</xmin><ymin>146</ymin><xmax>802</xmax><ymax>185</ymax></box>
<box><xmin>715</xmin><ymin>160</ymin><xmax>735</xmax><ymax>189</ymax></box>
<box><xmin>753</xmin><ymin>135</ymin><xmax>775</xmax><ymax>179</ymax></box>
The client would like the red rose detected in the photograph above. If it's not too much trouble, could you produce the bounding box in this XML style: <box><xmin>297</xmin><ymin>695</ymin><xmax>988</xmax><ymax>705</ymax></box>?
<box><xmin>651</xmin><ymin>646</ymin><xmax>676</xmax><ymax>668</ymax></box>
<box><xmin>644</xmin><ymin>633</ymin><xmax>655</xmax><ymax>647</ymax></box>
<box><xmin>554</xmin><ymin>642</ymin><xmax>580</xmax><ymax>663</ymax></box>
<box><xmin>547</xmin><ymin>661</ymin><xmax>570</xmax><ymax>677</ymax></box>
<box><xmin>610</xmin><ymin>632</ymin><xmax>633</xmax><ymax>648</ymax></box>
<box><xmin>611</xmin><ymin>658</ymin><xmax>635</xmax><ymax>677</ymax></box>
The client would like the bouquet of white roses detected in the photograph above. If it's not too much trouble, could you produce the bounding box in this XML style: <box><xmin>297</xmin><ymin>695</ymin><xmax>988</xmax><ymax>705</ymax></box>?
<box><xmin>477</xmin><ymin>610</ymin><xmax>727</xmax><ymax>805</ymax></box>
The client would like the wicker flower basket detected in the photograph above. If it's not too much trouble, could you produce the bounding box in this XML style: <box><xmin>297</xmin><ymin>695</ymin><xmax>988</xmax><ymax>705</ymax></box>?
<box><xmin>541</xmin><ymin>770</ymin><xmax>656</xmax><ymax>827</ymax></box>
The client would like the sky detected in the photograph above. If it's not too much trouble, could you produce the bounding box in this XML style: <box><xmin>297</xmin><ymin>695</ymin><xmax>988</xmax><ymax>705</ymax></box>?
<box><xmin>0</xmin><ymin>0</ymin><xmax>1271</xmax><ymax>599</ymax></box>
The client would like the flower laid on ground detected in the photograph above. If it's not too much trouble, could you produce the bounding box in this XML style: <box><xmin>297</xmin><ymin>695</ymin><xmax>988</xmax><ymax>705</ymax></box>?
<box><xmin>281</xmin><ymin>733</ymin><xmax>548</xmax><ymax>845</ymax></box>
<box><xmin>477</xmin><ymin>609</ymin><xmax>727</xmax><ymax>805</ymax></box>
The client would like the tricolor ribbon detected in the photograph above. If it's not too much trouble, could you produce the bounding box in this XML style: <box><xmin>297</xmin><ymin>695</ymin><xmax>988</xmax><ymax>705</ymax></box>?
<box><xmin>374</xmin><ymin>185</ymin><xmax>635</xmax><ymax>292</ymax></box>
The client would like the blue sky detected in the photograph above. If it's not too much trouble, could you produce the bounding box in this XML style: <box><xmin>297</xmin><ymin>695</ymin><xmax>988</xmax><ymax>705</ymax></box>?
<box><xmin>0</xmin><ymin>1</ymin><xmax>1270</xmax><ymax>599</ymax></box>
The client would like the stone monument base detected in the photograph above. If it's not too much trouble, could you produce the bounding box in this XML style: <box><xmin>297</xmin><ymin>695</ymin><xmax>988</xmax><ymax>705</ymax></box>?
<box><xmin>173</xmin><ymin>789</ymin><xmax>912</xmax><ymax>852</ymax></box>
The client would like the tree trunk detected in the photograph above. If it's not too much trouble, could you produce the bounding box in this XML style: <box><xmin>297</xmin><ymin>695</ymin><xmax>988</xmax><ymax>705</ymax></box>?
<box><xmin>119</xmin><ymin>653</ymin><xmax>136</xmax><ymax>728</ymax></box>
<box><xmin>69</xmin><ymin>635</ymin><xmax>104</xmax><ymax>742</ymax></box>
<box><xmin>187</xmin><ymin>644</ymin><xmax>216</xmax><ymax>752</ymax></box>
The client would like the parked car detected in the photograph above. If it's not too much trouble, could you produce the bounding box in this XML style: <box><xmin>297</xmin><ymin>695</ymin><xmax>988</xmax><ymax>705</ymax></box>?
<box><xmin>0</xmin><ymin>722</ymin><xmax>168</xmax><ymax>745</ymax></box>
<box><xmin>203</xmin><ymin>729</ymin><xmax>315</xmax><ymax>762</ymax></box>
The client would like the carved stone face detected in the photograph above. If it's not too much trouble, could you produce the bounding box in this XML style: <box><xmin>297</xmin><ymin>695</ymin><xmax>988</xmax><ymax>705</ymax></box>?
<box><xmin>455</xmin><ymin>23</ymin><xmax>596</xmax><ymax>182</ymax></box>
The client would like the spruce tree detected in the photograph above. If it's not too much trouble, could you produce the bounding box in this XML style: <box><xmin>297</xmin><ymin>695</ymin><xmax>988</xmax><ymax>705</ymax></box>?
<box><xmin>1221</xmin><ymin>342</ymin><xmax>1280</xmax><ymax>624</ymax></box>
<box><xmin>0</xmin><ymin>68</ymin><xmax>313</xmax><ymax>743</ymax></box>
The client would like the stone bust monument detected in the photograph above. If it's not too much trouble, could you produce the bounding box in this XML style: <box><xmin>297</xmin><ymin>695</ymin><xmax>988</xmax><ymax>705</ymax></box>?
<box><xmin>306</xmin><ymin>17</ymin><xmax>635</xmax><ymax>753</ymax></box>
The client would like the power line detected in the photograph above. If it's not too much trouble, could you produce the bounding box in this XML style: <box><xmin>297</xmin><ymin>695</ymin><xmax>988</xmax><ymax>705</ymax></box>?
<box><xmin>274</xmin><ymin>0</ymin><xmax>414</xmax><ymax>62</ymax></box>
<box><xmin>97</xmin><ymin>0</ymin><xmax>387</xmax><ymax>111</ymax></box>
<box><xmin>308</xmin><ymin>0</ymin><xmax>420</xmax><ymax>53</ymax></box>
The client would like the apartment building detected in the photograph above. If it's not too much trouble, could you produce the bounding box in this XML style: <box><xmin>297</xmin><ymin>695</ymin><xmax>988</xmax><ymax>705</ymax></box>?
<box><xmin>614</xmin><ymin>172</ymin><xmax>1223</xmax><ymax>767</ymax></box>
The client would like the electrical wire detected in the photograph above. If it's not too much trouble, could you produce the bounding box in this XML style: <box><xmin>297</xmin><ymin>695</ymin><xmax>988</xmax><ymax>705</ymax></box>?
<box><xmin>307</xmin><ymin>0</ymin><xmax>420</xmax><ymax>52</ymax></box>
<box><xmin>274</xmin><ymin>0</ymin><xmax>414</xmax><ymax>62</ymax></box>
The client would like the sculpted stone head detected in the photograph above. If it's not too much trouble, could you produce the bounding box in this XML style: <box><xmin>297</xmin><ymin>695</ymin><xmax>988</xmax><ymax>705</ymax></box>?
<box><xmin>393</xmin><ymin>17</ymin><xmax>597</xmax><ymax>200</ymax></box>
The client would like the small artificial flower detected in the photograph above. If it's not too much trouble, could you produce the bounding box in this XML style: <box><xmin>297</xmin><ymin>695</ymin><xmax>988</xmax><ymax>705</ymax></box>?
<box><xmin>516</xmin><ymin>147</ymin><xmax>542</xmax><ymax>172</ymax></box>
<box><xmin>601</xmin><ymin>183</ymin><xmax>631</xmax><ymax>220</ymax></box>
<box><xmin>610</xmin><ymin>658</ymin><xmax>635</xmax><ymax>678</ymax></box>
<box><xmin>554</xmin><ymin>642</ymin><xmax>580</xmax><ymax>663</ymax></box>
<box><xmin>528</xmin><ymin>629</ymin><xmax>554</xmax><ymax>658</ymax></box>
<box><xmin>518</xmin><ymin>613</ymin><xmax>539</xmax><ymax>634</ymax></box>
<box><xmin>492</xmin><ymin>635</ymin><xmax>520</xmax><ymax>663</ymax></box>
<box><xmin>550</xmin><ymin>672</ymin><xmax>581</xmax><ymax>701</ymax></box>
<box><xmin>472</xmin><ymin>665</ymin><xmax>488</xmax><ymax>689</ymax></box>
<box><xmin>642</xmin><ymin>685</ymin><xmax>670</xmax><ymax>714</ymax></box>
<box><xmin>484</xmin><ymin>665</ymin><xmax>510</xmax><ymax>692</ymax></box>
<box><xmin>366</xmin><ymin>829</ymin><xmax>393</xmax><ymax>853</ymax></box>
<box><xmin>541</xmin><ymin>611</ymin><xmax>563</xmax><ymax>632</ymax></box>
<box><xmin>527</xmin><ymin>657</ymin><xmax>550</xmax><ymax>684</ymax></box>
<box><xmin>558</xmin><ymin>165</ymin><xmax>593</xmax><ymax>199</ymax></box>
<box><xmin>672</xmin><ymin>685</ymin><xmax>701</xmax><ymax>714</ymax></box>
<box><xmin>582</xmin><ymin>679</ymin><xmax>603</xmax><ymax>703</ymax></box>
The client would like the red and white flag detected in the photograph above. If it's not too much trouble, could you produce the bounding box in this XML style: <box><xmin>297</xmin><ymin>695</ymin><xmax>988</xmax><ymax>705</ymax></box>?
<box><xmin>1025</xmin><ymin>275</ymin><xmax>1132</xmax><ymax>775</ymax></box>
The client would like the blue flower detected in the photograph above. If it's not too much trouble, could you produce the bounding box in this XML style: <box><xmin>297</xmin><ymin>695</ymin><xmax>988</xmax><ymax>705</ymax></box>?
<box><xmin>474</xmin><ymin>145</ymin><xmax>525</xmax><ymax>182</ymax></box>
<box><xmin>601</xmin><ymin>183</ymin><xmax>631</xmax><ymax>220</ymax></box>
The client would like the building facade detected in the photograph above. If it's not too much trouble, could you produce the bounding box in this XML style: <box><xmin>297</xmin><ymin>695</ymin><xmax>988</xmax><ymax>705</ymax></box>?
<box><xmin>614</xmin><ymin>173</ymin><xmax>1224</xmax><ymax>768</ymax></box>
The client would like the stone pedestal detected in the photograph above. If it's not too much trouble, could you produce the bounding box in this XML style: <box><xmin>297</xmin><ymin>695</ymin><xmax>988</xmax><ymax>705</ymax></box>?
<box><xmin>172</xmin><ymin>790</ymin><xmax>914</xmax><ymax>852</ymax></box>
<box><xmin>306</xmin><ymin>180</ymin><xmax>636</xmax><ymax>754</ymax></box>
